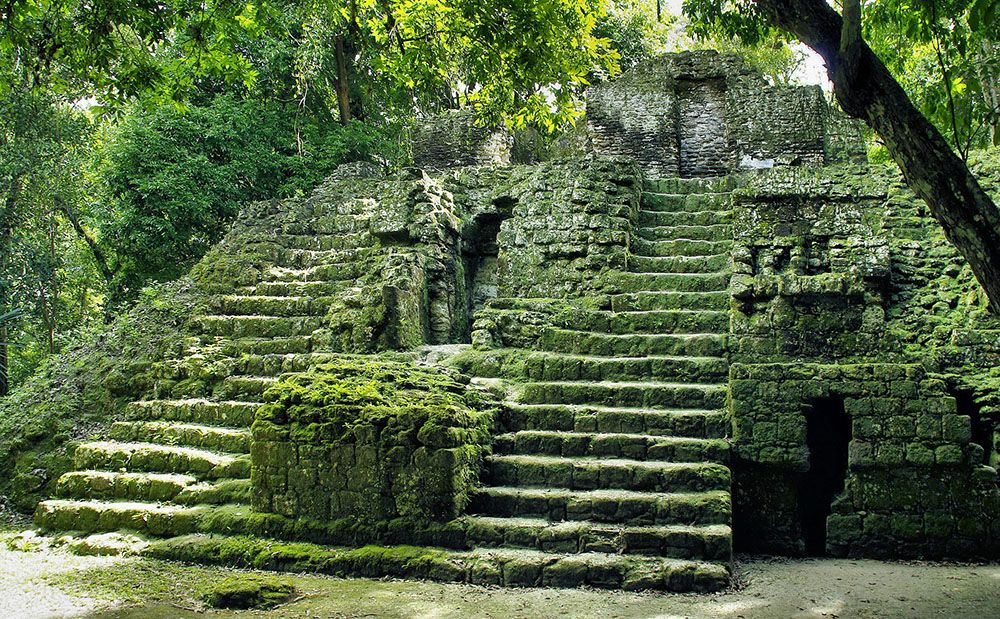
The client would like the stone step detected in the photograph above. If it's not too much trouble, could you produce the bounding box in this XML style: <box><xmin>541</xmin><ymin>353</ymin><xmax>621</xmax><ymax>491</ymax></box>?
<box><xmin>637</xmin><ymin>210</ymin><xmax>732</xmax><ymax>227</ymax></box>
<box><xmin>460</xmin><ymin>516</ymin><xmax>732</xmax><ymax>561</ymax></box>
<box><xmin>561</xmin><ymin>309</ymin><xmax>729</xmax><ymax>335</ymax></box>
<box><xmin>628</xmin><ymin>254</ymin><xmax>729</xmax><ymax>274</ymax></box>
<box><xmin>641</xmin><ymin>192</ymin><xmax>733</xmax><ymax>212</ymax></box>
<box><xmin>516</xmin><ymin>352</ymin><xmax>728</xmax><ymax>383</ymax></box>
<box><xmin>471</xmin><ymin>486</ymin><xmax>731</xmax><ymax>526</ymax></box>
<box><xmin>216</xmin><ymin>376</ymin><xmax>280</xmax><ymax>401</ymax></box>
<box><xmin>246</xmin><ymin>281</ymin><xmax>347</xmax><ymax>297</ymax></box>
<box><xmin>217</xmin><ymin>335</ymin><xmax>314</xmax><ymax>356</ymax></box>
<box><xmin>267</xmin><ymin>233</ymin><xmax>373</xmax><ymax>251</ymax></box>
<box><xmin>191</xmin><ymin>315</ymin><xmax>323</xmax><ymax>338</ymax></box>
<box><xmin>484</xmin><ymin>455</ymin><xmax>731</xmax><ymax>493</ymax></box>
<box><xmin>54</xmin><ymin>471</ymin><xmax>251</xmax><ymax>505</ymax></box>
<box><xmin>539</xmin><ymin>329</ymin><xmax>728</xmax><ymax>357</ymax></box>
<box><xmin>632</xmin><ymin>238</ymin><xmax>731</xmax><ymax>258</ymax></box>
<box><xmin>616</xmin><ymin>271</ymin><xmax>730</xmax><ymax>293</ymax></box>
<box><xmin>232</xmin><ymin>352</ymin><xmax>341</xmax><ymax>377</ymax></box>
<box><xmin>35</xmin><ymin>499</ymin><xmax>211</xmax><ymax>537</ymax></box>
<box><xmin>494</xmin><ymin>430</ymin><xmax>729</xmax><ymax>463</ymax></box>
<box><xmin>109</xmin><ymin>421</ymin><xmax>251</xmax><ymax>454</ymax></box>
<box><xmin>244</xmin><ymin>245</ymin><xmax>372</xmax><ymax>270</ymax></box>
<box><xmin>144</xmin><ymin>533</ymin><xmax>730</xmax><ymax>592</ymax></box>
<box><xmin>503</xmin><ymin>404</ymin><xmax>729</xmax><ymax>439</ymax></box>
<box><xmin>608</xmin><ymin>291</ymin><xmax>729</xmax><ymax>312</ymax></box>
<box><xmin>212</xmin><ymin>295</ymin><xmax>335</xmax><ymax>317</ymax></box>
<box><xmin>126</xmin><ymin>400</ymin><xmax>259</xmax><ymax>427</ymax></box>
<box><xmin>515</xmin><ymin>381</ymin><xmax>727</xmax><ymax>410</ymax></box>
<box><xmin>644</xmin><ymin>177</ymin><xmax>737</xmax><ymax>194</ymax></box>
<box><xmin>73</xmin><ymin>442</ymin><xmax>251</xmax><ymax>479</ymax></box>
<box><xmin>263</xmin><ymin>262</ymin><xmax>364</xmax><ymax>283</ymax></box>
<box><xmin>636</xmin><ymin>224</ymin><xmax>731</xmax><ymax>242</ymax></box>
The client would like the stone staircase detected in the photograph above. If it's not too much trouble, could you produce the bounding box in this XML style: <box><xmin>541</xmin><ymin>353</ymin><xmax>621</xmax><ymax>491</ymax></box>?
<box><xmin>33</xmin><ymin>176</ymin><xmax>736</xmax><ymax>593</ymax></box>
<box><xmin>34</xmin><ymin>228</ymin><xmax>372</xmax><ymax>541</ymax></box>
<box><xmin>458</xmin><ymin>176</ymin><xmax>735</xmax><ymax>590</ymax></box>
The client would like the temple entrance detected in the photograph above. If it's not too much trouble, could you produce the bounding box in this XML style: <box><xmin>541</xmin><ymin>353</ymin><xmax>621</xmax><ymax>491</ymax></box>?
<box><xmin>798</xmin><ymin>396</ymin><xmax>851</xmax><ymax>556</ymax></box>
<box><xmin>460</xmin><ymin>212</ymin><xmax>504</xmax><ymax>341</ymax></box>
<box><xmin>676</xmin><ymin>78</ymin><xmax>729</xmax><ymax>178</ymax></box>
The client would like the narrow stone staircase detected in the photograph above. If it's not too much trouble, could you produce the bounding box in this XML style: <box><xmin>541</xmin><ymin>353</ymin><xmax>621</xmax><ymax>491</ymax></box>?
<box><xmin>34</xmin><ymin>229</ymin><xmax>372</xmax><ymax>540</ymax></box>
<box><xmin>461</xmin><ymin>177</ymin><xmax>735</xmax><ymax>590</ymax></box>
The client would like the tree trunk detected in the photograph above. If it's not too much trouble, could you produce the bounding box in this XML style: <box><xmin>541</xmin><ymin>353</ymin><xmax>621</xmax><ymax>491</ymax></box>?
<box><xmin>56</xmin><ymin>200</ymin><xmax>117</xmax><ymax>286</ymax></box>
<box><xmin>757</xmin><ymin>0</ymin><xmax>1000</xmax><ymax>313</ymax></box>
<box><xmin>0</xmin><ymin>223</ymin><xmax>9</xmax><ymax>398</ymax></box>
<box><xmin>335</xmin><ymin>35</ymin><xmax>353</xmax><ymax>125</ymax></box>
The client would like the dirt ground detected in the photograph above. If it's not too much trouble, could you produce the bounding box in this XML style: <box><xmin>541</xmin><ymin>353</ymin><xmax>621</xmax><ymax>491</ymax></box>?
<box><xmin>2</xmin><ymin>539</ymin><xmax>999</xmax><ymax>619</ymax></box>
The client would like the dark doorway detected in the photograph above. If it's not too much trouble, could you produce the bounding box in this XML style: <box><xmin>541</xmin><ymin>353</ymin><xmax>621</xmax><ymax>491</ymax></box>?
<box><xmin>460</xmin><ymin>212</ymin><xmax>504</xmax><ymax>341</ymax></box>
<box><xmin>676</xmin><ymin>78</ymin><xmax>729</xmax><ymax>178</ymax></box>
<box><xmin>798</xmin><ymin>396</ymin><xmax>851</xmax><ymax>556</ymax></box>
<box><xmin>951</xmin><ymin>387</ymin><xmax>993</xmax><ymax>465</ymax></box>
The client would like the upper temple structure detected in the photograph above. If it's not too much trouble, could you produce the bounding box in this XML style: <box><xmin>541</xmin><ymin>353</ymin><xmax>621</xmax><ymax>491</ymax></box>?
<box><xmin>23</xmin><ymin>51</ymin><xmax>1000</xmax><ymax>591</ymax></box>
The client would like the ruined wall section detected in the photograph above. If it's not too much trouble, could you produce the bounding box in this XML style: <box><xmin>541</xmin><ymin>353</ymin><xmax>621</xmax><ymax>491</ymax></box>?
<box><xmin>412</xmin><ymin>109</ymin><xmax>512</xmax><ymax>169</ymax></box>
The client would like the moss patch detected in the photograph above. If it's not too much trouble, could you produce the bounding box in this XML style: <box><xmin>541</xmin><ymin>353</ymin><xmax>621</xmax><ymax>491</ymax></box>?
<box><xmin>198</xmin><ymin>574</ymin><xmax>295</xmax><ymax>609</ymax></box>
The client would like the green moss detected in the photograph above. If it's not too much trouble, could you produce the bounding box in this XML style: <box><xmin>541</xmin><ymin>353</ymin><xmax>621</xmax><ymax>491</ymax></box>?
<box><xmin>198</xmin><ymin>574</ymin><xmax>295</xmax><ymax>609</ymax></box>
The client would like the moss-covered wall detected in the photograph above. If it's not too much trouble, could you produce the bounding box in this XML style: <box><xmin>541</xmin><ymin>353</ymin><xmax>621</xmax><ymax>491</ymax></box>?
<box><xmin>251</xmin><ymin>358</ymin><xmax>497</xmax><ymax>523</ymax></box>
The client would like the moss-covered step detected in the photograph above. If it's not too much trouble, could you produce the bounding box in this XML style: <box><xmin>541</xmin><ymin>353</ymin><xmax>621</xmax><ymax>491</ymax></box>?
<box><xmin>493</xmin><ymin>430</ymin><xmax>730</xmax><ymax>463</ymax></box>
<box><xmin>213</xmin><ymin>295</ymin><xmax>335</xmax><ymax>317</ymax></box>
<box><xmin>55</xmin><ymin>471</ymin><xmax>199</xmax><ymax>503</ymax></box>
<box><xmin>459</xmin><ymin>516</ymin><xmax>732</xmax><ymax>561</ymax></box>
<box><xmin>218</xmin><ymin>335</ymin><xmax>314</xmax><ymax>356</ymax></box>
<box><xmin>245</xmin><ymin>281</ymin><xmax>348</xmax><ymax>297</ymax></box>
<box><xmin>641</xmin><ymin>192</ymin><xmax>733</xmax><ymax>212</ymax></box>
<box><xmin>174</xmin><ymin>478</ymin><xmax>253</xmax><ymax>505</ymax></box>
<box><xmin>644</xmin><ymin>176</ymin><xmax>738</xmax><ymax>194</ymax></box>
<box><xmin>607</xmin><ymin>291</ymin><xmax>729</xmax><ymax>312</ymax></box>
<box><xmin>632</xmin><ymin>238</ymin><xmax>731</xmax><ymax>258</ymax></box>
<box><xmin>502</xmin><ymin>404</ymin><xmax>730</xmax><ymax>439</ymax></box>
<box><xmin>615</xmin><ymin>272</ymin><xmax>730</xmax><ymax>293</ymax></box>
<box><xmin>263</xmin><ymin>262</ymin><xmax>365</xmax><ymax>283</ymax></box>
<box><xmin>265</xmin><ymin>232</ymin><xmax>372</xmax><ymax>251</ymax></box>
<box><xmin>514</xmin><ymin>381</ymin><xmax>727</xmax><ymax>409</ymax></box>
<box><xmin>190</xmin><ymin>315</ymin><xmax>323</xmax><ymax>338</ymax></box>
<box><xmin>35</xmin><ymin>499</ymin><xmax>214</xmax><ymax>536</ymax></box>
<box><xmin>539</xmin><ymin>329</ymin><xmax>728</xmax><ymax>357</ymax></box>
<box><xmin>557</xmin><ymin>309</ymin><xmax>729</xmax><ymax>334</ymax></box>
<box><xmin>484</xmin><ymin>455</ymin><xmax>731</xmax><ymax>493</ymax></box>
<box><xmin>126</xmin><ymin>399</ymin><xmax>259</xmax><ymax>427</ymax></box>
<box><xmin>636</xmin><ymin>224</ymin><xmax>732</xmax><ymax>242</ymax></box>
<box><xmin>242</xmin><ymin>246</ymin><xmax>374</xmax><ymax>270</ymax></box>
<box><xmin>72</xmin><ymin>442</ymin><xmax>251</xmax><ymax>479</ymax></box>
<box><xmin>109</xmin><ymin>421</ymin><xmax>252</xmax><ymax>454</ymax></box>
<box><xmin>461</xmin><ymin>350</ymin><xmax>728</xmax><ymax>383</ymax></box>
<box><xmin>471</xmin><ymin>486</ymin><xmax>731</xmax><ymax>526</ymax></box>
<box><xmin>215</xmin><ymin>375</ymin><xmax>279</xmax><ymax>401</ymax></box>
<box><xmin>143</xmin><ymin>534</ymin><xmax>730</xmax><ymax>592</ymax></box>
<box><xmin>637</xmin><ymin>210</ymin><xmax>732</xmax><ymax>227</ymax></box>
<box><xmin>628</xmin><ymin>253</ymin><xmax>730</xmax><ymax>274</ymax></box>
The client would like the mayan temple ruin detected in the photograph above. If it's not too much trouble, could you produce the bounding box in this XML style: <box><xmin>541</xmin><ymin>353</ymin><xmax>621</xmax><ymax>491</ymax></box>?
<box><xmin>12</xmin><ymin>51</ymin><xmax>1000</xmax><ymax>593</ymax></box>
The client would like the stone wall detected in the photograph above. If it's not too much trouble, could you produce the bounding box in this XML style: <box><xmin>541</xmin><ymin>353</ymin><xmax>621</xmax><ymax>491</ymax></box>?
<box><xmin>731</xmin><ymin>363</ymin><xmax>1000</xmax><ymax>558</ymax></box>
<box><xmin>412</xmin><ymin>109</ymin><xmax>512</xmax><ymax>169</ymax></box>
<box><xmin>251</xmin><ymin>358</ymin><xmax>497</xmax><ymax>523</ymax></box>
<box><xmin>586</xmin><ymin>51</ymin><xmax>853</xmax><ymax>177</ymax></box>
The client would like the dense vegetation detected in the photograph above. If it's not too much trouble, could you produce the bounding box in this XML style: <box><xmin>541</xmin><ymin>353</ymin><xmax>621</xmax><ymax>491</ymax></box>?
<box><xmin>1</xmin><ymin>0</ymin><xmax>998</xmax><ymax>394</ymax></box>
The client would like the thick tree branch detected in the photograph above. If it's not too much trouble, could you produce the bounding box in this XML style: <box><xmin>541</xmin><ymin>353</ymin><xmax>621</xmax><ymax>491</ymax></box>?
<box><xmin>55</xmin><ymin>199</ymin><xmax>118</xmax><ymax>286</ymax></box>
<box><xmin>756</xmin><ymin>0</ymin><xmax>1000</xmax><ymax>313</ymax></box>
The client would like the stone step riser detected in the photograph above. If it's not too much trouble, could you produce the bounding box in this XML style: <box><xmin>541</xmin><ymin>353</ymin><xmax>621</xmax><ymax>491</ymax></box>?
<box><xmin>616</xmin><ymin>272</ymin><xmax>730</xmax><ymax>293</ymax></box>
<box><xmin>503</xmin><ymin>406</ymin><xmax>730</xmax><ymax>439</ymax></box>
<box><xmin>56</xmin><ymin>472</ymin><xmax>193</xmax><ymax>504</ymax></box>
<box><xmin>264</xmin><ymin>263</ymin><xmax>364</xmax><ymax>283</ymax></box>
<box><xmin>628</xmin><ymin>254</ymin><xmax>729</xmax><ymax>274</ymax></box>
<box><xmin>561</xmin><ymin>311</ymin><xmax>729</xmax><ymax>335</ymax></box>
<box><xmin>266</xmin><ymin>233</ymin><xmax>373</xmax><ymax>251</ymax></box>
<box><xmin>516</xmin><ymin>383</ymin><xmax>727</xmax><ymax>410</ymax></box>
<box><xmin>248</xmin><ymin>281</ymin><xmax>347</xmax><ymax>297</ymax></box>
<box><xmin>191</xmin><ymin>316</ymin><xmax>323</xmax><ymax>338</ymax></box>
<box><xmin>35</xmin><ymin>501</ymin><xmax>205</xmax><ymax>538</ymax></box>
<box><xmin>539</xmin><ymin>330</ymin><xmax>728</xmax><ymax>358</ymax></box>
<box><xmin>632</xmin><ymin>239</ymin><xmax>731</xmax><ymax>258</ymax></box>
<box><xmin>73</xmin><ymin>444</ymin><xmax>250</xmax><ymax>480</ymax></box>
<box><xmin>494</xmin><ymin>432</ymin><xmax>729</xmax><ymax>463</ymax></box>
<box><xmin>637</xmin><ymin>225</ymin><xmax>732</xmax><ymax>242</ymax></box>
<box><xmin>644</xmin><ymin>177</ymin><xmax>737</xmax><ymax>194</ymax></box>
<box><xmin>472</xmin><ymin>489</ymin><xmax>731</xmax><ymax>527</ymax></box>
<box><xmin>637</xmin><ymin>210</ymin><xmax>732</xmax><ymax>227</ymax></box>
<box><xmin>212</xmin><ymin>296</ymin><xmax>335</xmax><ymax>318</ymax></box>
<box><xmin>463</xmin><ymin>520</ymin><xmax>732</xmax><ymax>561</ymax></box>
<box><xmin>641</xmin><ymin>193</ymin><xmax>732</xmax><ymax>212</ymax></box>
<box><xmin>505</xmin><ymin>355</ymin><xmax>728</xmax><ymax>384</ymax></box>
<box><xmin>280</xmin><ymin>221</ymin><xmax>375</xmax><ymax>239</ymax></box>
<box><xmin>217</xmin><ymin>336</ymin><xmax>314</xmax><ymax>356</ymax></box>
<box><xmin>109</xmin><ymin>422</ymin><xmax>251</xmax><ymax>454</ymax></box>
<box><xmin>215</xmin><ymin>377</ymin><xmax>277</xmax><ymax>401</ymax></box>
<box><xmin>608</xmin><ymin>292</ymin><xmax>729</xmax><ymax>312</ymax></box>
<box><xmin>126</xmin><ymin>401</ymin><xmax>258</xmax><ymax>427</ymax></box>
<box><xmin>242</xmin><ymin>245</ymin><xmax>372</xmax><ymax>270</ymax></box>
<box><xmin>484</xmin><ymin>458</ymin><xmax>731</xmax><ymax>493</ymax></box>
